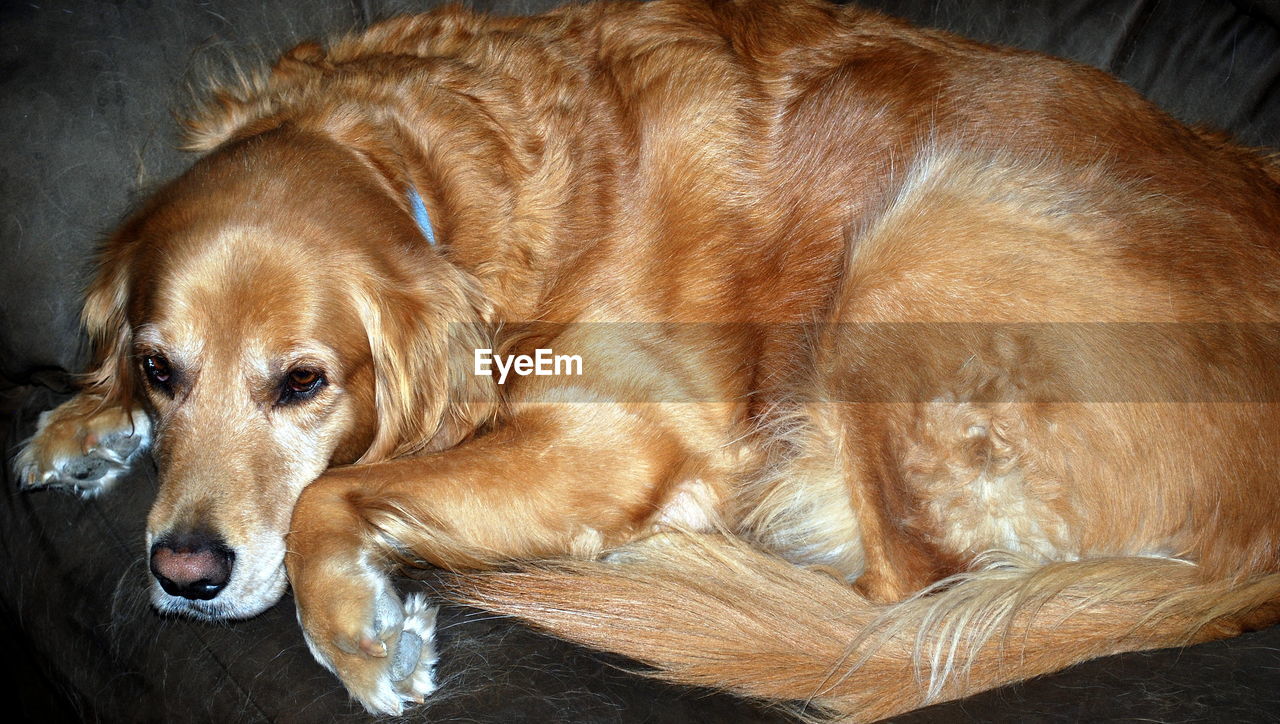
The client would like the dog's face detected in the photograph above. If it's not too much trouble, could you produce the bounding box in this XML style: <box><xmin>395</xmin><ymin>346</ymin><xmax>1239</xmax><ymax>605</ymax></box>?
<box><xmin>135</xmin><ymin>228</ymin><xmax>377</xmax><ymax>619</ymax></box>
<box><xmin>87</xmin><ymin>130</ymin><xmax>495</xmax><ymax>619</ymax></box>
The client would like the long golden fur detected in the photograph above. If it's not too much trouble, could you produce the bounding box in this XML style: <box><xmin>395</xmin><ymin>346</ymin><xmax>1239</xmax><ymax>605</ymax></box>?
<box><xmin>17</xmin><ymin>0</ymin><xmax>1280</xmax><ymax>719</ymax></box>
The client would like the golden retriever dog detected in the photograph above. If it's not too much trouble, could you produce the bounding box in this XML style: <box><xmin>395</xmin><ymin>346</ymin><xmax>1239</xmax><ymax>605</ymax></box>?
<box><xmin>15</xmin><ymin>0</ymin><xmax>1280</xmax><ymax>719</ymax></box>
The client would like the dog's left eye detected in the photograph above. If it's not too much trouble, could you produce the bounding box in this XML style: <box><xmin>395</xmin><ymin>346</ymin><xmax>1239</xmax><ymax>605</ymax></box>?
<box><xmin>279</xmin><ymin>368</ymin><xmax>325</xmax><ymax>404</ymax></box>
<box><xmin>142</xmin><ymin>354</ymin><xmax>175</xmax><ymax>394</ymax></box>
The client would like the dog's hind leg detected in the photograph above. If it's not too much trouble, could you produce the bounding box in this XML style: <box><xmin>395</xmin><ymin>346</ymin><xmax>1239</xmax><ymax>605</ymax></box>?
<box><xmin>14</xmin><ymin>393</ymin><xmax>150</xmax><ymax>494</ymax></box>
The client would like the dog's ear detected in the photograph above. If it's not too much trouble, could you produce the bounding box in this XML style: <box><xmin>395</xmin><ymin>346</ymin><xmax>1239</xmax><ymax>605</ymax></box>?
<box><xmin>353</xmin><ymin>260</ymin><xmax>500</xmax><ymax>463</ymax></box>
<box><xmin>79</xmin><ymin>227</ymin><xmax>137</xmax><ymax>411</ymax></box>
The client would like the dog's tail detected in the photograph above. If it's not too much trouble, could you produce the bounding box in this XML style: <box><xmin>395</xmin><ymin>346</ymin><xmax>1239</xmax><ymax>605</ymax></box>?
<box><xmin>448</xmin><ymin>535</ymin><xmax>1280</xmax><ymax>722</ymax></box>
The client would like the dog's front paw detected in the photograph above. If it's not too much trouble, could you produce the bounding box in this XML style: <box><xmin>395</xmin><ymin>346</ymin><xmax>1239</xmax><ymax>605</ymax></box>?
<box><xmin>296</xmin><ymin>564</ymin><xmax>439</xmax><ymax>715</ymax></box>
<box><xmin>15</xmin><ymin>394</ymin><xmax>150</xmax><ymax>494</ymax></box>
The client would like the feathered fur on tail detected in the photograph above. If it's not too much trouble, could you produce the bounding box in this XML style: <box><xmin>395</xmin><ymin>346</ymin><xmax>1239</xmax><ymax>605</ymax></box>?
<box><xmin>447</xmin><ymin>534</ymin><xmax>1280</xmax><ymax>722</ymax></box>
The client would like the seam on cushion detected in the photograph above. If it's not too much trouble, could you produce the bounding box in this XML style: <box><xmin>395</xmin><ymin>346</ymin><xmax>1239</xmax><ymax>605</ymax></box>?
<box><xmin>1105</xmin><ymin>0</ymin><xmax>1158</xmax><ymax>75</ymax></box>
<box><xmin>350</xmin><ymin>0</ymin><xmax>374</xmax><ymax>28</ymax></box>
<box><xmin>1231</xmin><ymin>0</ymin><xmax>1280</xmax><ymax>31</ymax></box>
<box><xmin>1244</xmin><ymin>71</ymin><xmax>1280</xmax><ymax>127</ymax></box>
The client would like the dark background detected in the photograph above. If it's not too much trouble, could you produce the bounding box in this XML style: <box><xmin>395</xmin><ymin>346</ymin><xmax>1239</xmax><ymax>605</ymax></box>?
<box><xmin>3</xmin><ymin>0</ymin><xmax>1280</xmax><ymax>721</ymax></box>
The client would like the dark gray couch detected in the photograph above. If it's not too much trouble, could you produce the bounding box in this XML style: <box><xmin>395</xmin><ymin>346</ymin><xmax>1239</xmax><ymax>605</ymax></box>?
<box><xmin>3</xmin><ymin>1</ymin><xmax>1280</xmax><ymax>721</ymax></box>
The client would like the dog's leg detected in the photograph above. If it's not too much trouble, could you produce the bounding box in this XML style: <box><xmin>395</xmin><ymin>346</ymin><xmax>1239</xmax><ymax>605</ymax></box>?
<box><xmin>287</xmin><ymin>403</ymin><xmax>692</xmax><ymax>714</ymax></box>
<box><xmin>292</xmin><ymin>550</ymin><xmax>440</xmax><ymax>716</ymax></box>
<box><xmin>15</xmin><ymin>393</ymin><xmax>150</xmax><ymax>494</ymax></box>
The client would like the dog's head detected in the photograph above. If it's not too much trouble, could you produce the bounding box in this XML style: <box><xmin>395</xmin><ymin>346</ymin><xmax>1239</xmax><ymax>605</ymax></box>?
<box><xmin>83</xmin><ymin>128</ymin><xmax>497</xmax><ymax>619</ymax></box>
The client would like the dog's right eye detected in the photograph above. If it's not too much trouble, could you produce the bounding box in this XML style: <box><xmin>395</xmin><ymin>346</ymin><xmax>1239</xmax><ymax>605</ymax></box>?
<box><xmin>278</xmin><ymin>367</ymin><xmax>326</xmax><ymax>405</ymax></box>
<box><xmin>142</xmin><ymin>355</ymin><xmax>174</xmax><ymax>393</ymax></box>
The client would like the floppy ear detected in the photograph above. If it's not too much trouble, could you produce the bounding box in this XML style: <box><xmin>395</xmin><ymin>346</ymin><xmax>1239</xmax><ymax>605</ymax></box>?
<box><xmin>78</xmin><ymin>228</ymin><xmax>137</xmax><ymax>411</ymax></box>
<box><xmin>353</xmin><ymin>260</ymin><xmax>500</xmax><ymax>463</ymax></box>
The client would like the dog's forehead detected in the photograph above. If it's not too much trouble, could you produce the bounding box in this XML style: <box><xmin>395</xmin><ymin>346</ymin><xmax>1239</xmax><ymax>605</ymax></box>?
<box><xmin>134</xmin><ymin>225</ymin><xmax>361</xmax><ymax>360</ymax></box>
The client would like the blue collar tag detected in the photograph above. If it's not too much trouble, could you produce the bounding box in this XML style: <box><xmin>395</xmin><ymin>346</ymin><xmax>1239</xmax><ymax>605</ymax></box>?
<box><xmin>408</xmin><ymin>187</ymin><xmax>438</xmax><ymax>246</ymax></box>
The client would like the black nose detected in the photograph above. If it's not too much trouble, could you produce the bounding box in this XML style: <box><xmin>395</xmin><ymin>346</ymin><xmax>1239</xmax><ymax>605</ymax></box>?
<box><xmin>149</xmin><ymin>531</ymin><xmax>235</xmax><ymax>601</ymax></box>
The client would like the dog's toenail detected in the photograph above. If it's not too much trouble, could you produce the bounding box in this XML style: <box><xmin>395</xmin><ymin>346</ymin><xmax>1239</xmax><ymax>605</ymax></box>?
<box><xmin>359</xmin><ymin>637</ymin><xmax>388</xmax><ymax>657</ymax></box>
